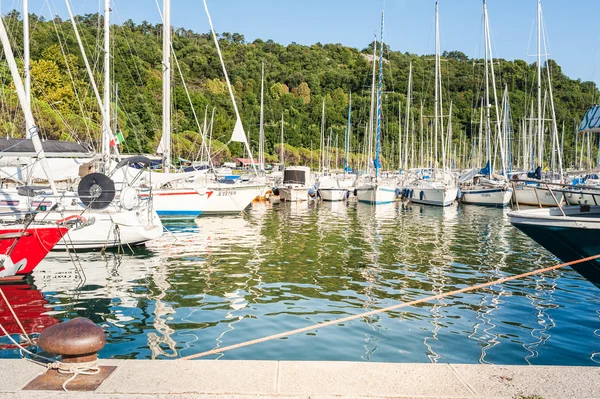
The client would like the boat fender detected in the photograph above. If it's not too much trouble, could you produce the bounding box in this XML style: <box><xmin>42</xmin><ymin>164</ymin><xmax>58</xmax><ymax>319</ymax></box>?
<box><xmin>272</xmin><ymin>187</ymin><xmax>280</xmax><ymax>196</ymax></box>
<box><xmin>395</xmin><ymin>188</ymin><xmax>401</xmax><ymax>197</ymax></box>
<box><xmin>410</xmin><ymin>189</ymin><xmax>413</xmax><ymax>199</ymax></box>
<box><xmin>346</xmin><ymin>190</ymin><xmax>350</xmax><ymax>199</ymax></box>
<box><xmin>308</xmin><ymin>188</ymin><xmax>316</xmax><ymax>198</ymax></box>
<box><xmin>419</xmin><ymin>190</ymin><xmax>424</xmax><ymax>201</ymax></box>
<box><xmin>457</xmin><ymin>188</ymin><xmax>462</xmax><ymax>200</ymax></box>
<box><xmin>353</xmin><ymin>188</ymin><xmax>358</xmax><ymax>197</ymax></box>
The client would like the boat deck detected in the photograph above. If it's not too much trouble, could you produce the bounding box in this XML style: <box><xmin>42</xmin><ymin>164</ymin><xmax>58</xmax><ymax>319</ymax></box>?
<box><xmin>3</xmin><ymin>359</ymin><xmax>598</xmax><ymax>398</ymax></box>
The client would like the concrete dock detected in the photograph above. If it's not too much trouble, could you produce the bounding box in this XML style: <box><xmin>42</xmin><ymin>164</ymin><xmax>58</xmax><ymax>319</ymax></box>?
<box><xmin>0</xmin><ymin>359</ymin><xmax>598</xmax><ymax>398</ymax></box>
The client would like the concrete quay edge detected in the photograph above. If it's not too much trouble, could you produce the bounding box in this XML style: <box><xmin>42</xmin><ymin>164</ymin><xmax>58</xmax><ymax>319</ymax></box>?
<box><xmin>0</xmin><ymin>359</ymin><xmax>597</xmax><ymax>399</ymax></box>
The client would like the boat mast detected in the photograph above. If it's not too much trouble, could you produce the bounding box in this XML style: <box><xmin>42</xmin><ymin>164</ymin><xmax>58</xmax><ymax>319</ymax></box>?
<box><xmin>259</xmin><ymin>62</ymin><xmax>265</xmax><ymax>171</ymax></box>
<box><xmin>23</xmin><ymin>0</ymin><xmax>30</xmax><ymax>105</ymax></box>
<box><xmin>345</xmin><ymin>92</ymin><xmax>352</xmax><ymax>176</ymax></box>
<box><xmin>374</xmin><ymin>10</ymin><xmax>384</xmax><ymax>181</ymax></box>
<box><xmin>536</xmin><ymin>0</ymin><xmax>542</xmax><ymax>170</ymax></box>
<box><xmin>280</xmin><ymin>113</ymin><xmax>284</xmax><ymax>167</ymax></box>
<box><xmin>434</xmin><ymin>1</ymin><xmax>440</xmax><ymax>177</ymax></box>
<box><xmin>484</xmin><ymin>0</ymin><xmax>507</xmax><ymax>177</ymax></box>
<box><xmin>0</xmin><ymin>13</ymin><xmax>57</xmax><ymax>194</ymax></box>
<box><xmin>368</xmin><ymin>34</ymin><xmax>377</xmax><ymax>174</ymax></box>
<box><xmin>483</xmin><ymin>0</ymin><xmax>492</xmax><ymax>178</ymax></box>
<box><xmin>320</xmin><ymin>99</ymin><xmax>325</xmax><ymax>173</ymax></box>
<box><xmin>404</xmin><ymin>62</ymin><xmax>412</xmax><ymax>171</ymax></box>
<box><xmin>161</xmin><ymin>0</ymin><xmax>171</xmax><ymax>173</ymax></box>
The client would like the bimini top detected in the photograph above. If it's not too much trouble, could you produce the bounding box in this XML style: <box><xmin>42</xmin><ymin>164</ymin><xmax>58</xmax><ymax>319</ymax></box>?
<box><xmin>579</xmin><ymin>105</ymin><xmax>600</xmax><ymax>133</ymax></box>
<box><xmin>0</xmin><ymin>138</ymin><xmax>94</xmax><ymax>158</ymax></box>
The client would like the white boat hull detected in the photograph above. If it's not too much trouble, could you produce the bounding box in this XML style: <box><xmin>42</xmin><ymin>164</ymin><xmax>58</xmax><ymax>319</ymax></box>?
<box><xmin>564</xmin><ymin>190</ymin><xmax>600</xmax><ymax>206</ymax></box>
<box><xmin>280</xmin><ymin>186</ymin><xmax>310</xmax><ymax>202</ymax></box>
<box><xmin>461</xmin><ymin>187</ymin><xmax>513</xmax><ymax>207</ymax></box>
<box><xmin>356</xmin><ymin>184</ymin><xmax>397</xmax><ymax>205</ymax></box>
<box><xmin>513</xmin><ymin>185</ymin><xmax>563</xmax><ymax>207</ymax></box>
<box><xmin>319</xmin><ymin>187</ymin><xmax>348</xmax><ymax>201</ymax></box>
<box><xmin>149</xmin><ymin>188</ymin><xmax>209</xmax><ymax>219</ymax></box>
<box><xmin>202</xmin><ymin>184</ymin><xmax>264</xmax><ymax>215</ymax></box>
<box><xmin>408</xmin><ymin>186</ymin><xmax>457</xmax><ymax>207</ymax></box>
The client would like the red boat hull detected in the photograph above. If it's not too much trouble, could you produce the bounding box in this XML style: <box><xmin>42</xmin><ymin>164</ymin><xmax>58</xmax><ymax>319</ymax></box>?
<box><xmin>0</xmin><ymin>226</ymin><xmax>67</xmax><ymax>276</ymax></box>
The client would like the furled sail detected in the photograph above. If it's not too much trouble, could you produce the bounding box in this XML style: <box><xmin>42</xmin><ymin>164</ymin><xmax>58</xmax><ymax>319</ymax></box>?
<box><xmin>579</xmin><ymin>105</ymin><xmax>600</xmax><ymax>133</ymax></box>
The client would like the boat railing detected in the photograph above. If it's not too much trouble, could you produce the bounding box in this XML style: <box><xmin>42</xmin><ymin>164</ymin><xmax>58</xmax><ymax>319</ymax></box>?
<box><xmin>510</xmin><ymin>179</ymin><xmax>600</xmax><ymax>216</ymax></box>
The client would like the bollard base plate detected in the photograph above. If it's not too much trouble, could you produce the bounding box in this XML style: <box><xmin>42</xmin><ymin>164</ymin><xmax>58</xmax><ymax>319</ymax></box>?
<box><xmin>23</xmin><ymin>366</ymin><xmax>116</xmax><ymax>391</ymax></box>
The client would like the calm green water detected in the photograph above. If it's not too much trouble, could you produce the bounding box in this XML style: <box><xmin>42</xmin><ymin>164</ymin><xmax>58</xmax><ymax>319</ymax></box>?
<box><xmin>3</xmin><ymin>201</ymin><xmax>600</xmax><ymax>364</ymax></box>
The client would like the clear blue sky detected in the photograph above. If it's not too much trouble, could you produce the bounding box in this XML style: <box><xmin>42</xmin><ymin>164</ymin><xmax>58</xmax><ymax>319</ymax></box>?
<box><xmin>3</xmin><ymin>0</ymin><xmax>599</xmax><ymax>87</ymax></box>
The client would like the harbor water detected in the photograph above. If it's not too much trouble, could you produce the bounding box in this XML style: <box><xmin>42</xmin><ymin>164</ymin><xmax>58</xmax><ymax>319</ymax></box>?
<box><xmin>2</xmin><ymin>202</ymin><xmax>599</xmax><ymax>365</ymax></box>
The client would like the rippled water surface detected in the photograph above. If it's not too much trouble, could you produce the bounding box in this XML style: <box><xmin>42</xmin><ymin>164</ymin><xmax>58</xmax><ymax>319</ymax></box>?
<box><xmin>3</xmin><ymin>202</ymin><xmax>600</xmax><ymax>364</ymax></box>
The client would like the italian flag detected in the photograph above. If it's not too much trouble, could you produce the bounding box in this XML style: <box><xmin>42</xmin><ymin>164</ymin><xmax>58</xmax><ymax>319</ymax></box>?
<box><xmin>110</xmin><ymin>132</ymin><xmax>125</xmax><ymax>147</ymax></box>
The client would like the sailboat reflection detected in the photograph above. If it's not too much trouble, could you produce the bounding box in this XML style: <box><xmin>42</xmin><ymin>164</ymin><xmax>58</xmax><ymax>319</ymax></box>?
<box><xmin>0</xmin><ymin>282</ymin><xmax>59</xmax><ymax>349</ymax></box>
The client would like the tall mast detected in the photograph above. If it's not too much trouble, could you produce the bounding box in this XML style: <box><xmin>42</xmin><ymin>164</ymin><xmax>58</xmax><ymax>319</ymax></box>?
<box><xmin>368</xmin><ymin>34</ymin><xmax>377</xmax><ymax>173</ymax></box>
<box><xmin>484</xmin><ymin>0</ymin><xmax>507</xmax><ymax>176</ymax></box>
<box><xmin>259</xmin><ymin>61</ymin><xmax>265</xmax><ymax>171</ymax></box>
<box><xmin>0</xmin><ymin>13</ymin><xmax>57</xmax><ymax>194</ymax></box>
<box><xmin>280</xmin><ymin>113</ymin><xmax>284</xmax><ymax>167</ymax></box>
<box><xmin>320</xmin><ymin>99</ymin><xmax>325</xmax><ymax>173</ymax></box>
<box><xmin>483</xmin><ymin>0</ymin><xmax>492</xmax><ymax>177</ymax></box>
<box><xmin>536</xmin><ymin>0</ymin><xmax>542</xmax><ymax>168</ymax></box>
<box><xmin>162</xmin><ymin>0</ymin><xmax>171</xmax><ymax>173</ymax></box>
<box><xmin>404</xmin><ymin>62</ymin><xmax>412</xmax><ymax>171</ymax></box>
<box><xmin>23</xmin><ymin>0</ymin><xmax>30</xmax><ymax>105</ymax></box>
<box><xmin>374</xmin><ymin>10</ymin><xmax>384</xmax><ymax>180</ymax></box>
<box><xmin>434</xmin><ymin>1</ymin><xmax>440</xmax><ymax>176</ymax></box>
<box><xmin>345</xmin><ymin>92</ymin><xmax>352</xmax><ymax>176</ymax></box>
<box><xmin>101</xmin><ymin>0</ymin><xmax>112</xmax><ymax>168</ymax></box>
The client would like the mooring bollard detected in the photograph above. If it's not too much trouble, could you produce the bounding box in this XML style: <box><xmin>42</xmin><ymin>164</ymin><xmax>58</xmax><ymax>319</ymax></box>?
<box><xmin>38</xmin><ymin>317</ymin><xmax>105</xmax><ymax>364</ymax></box>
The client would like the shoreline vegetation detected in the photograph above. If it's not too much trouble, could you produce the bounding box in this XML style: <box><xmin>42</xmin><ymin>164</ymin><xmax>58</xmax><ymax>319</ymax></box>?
<box><xmin>1</xmin><ymin>10</ymin><xmax>598</xmax><ymax>168</ymax></box>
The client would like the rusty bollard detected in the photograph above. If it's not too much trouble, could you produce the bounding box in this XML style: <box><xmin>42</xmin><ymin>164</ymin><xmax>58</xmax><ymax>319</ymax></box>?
<box><xmin>38</xmin><ymin>317</ymin><xmax>106</xmax><ymax>364</ymax></box>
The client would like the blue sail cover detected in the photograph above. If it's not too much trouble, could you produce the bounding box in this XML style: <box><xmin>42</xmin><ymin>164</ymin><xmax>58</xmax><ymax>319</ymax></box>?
<box><xmin>479</xmin><ymin>160</ymin><xmax>490</xmax><ymax>176</ymax></box>
<box><xmin>579</xmin><ymin>105</ymin><xmax>600</xmax><ymax>133</ymax></box>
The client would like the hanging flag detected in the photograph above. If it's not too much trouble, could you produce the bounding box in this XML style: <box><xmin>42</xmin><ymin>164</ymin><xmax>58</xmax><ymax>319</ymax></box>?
<box><xmin>110</xmin><ymin>132</ymin><xmax>125</xmax><ymax>147</ymax></box>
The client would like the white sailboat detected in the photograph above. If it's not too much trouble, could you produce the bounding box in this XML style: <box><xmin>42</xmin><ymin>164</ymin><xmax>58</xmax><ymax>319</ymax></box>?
<box><xmin>460</xmin><ymin>0</ymin><xmax>512</xmax><ymax>207</ymax></box>
<box><xmin>356</xmin><ymin>11</ymin><xmax>398</xmax><ymax>205</ymax></box>
<box><xmin>404</xmin><ymin>1</ymin><xmax>457</xmax><ymax>207</ymax></box>
<box><xmin>318</xmin><ymin>93</ymin><xmax>355</xmax><ymax>201</ymax></box>
<box><xmin>0</xmin><ymin>0</ymin><xmax>163</xmax><ymax>250</ymax></box>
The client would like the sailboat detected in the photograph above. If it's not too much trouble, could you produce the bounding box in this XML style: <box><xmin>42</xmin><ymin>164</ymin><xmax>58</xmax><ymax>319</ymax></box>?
<box><xmin>512</xmin><ymin>0</ymin><xmax>564</xmax><ymax>207</ymax></box>
<box><xmin>404</xmin><ymin>1</ymin><xmax>458</xmax><ymax>207</ymax></box>
<box><xmin>0</xmin><ymin>0</ymin><xmax>163</xmax><ymax>250</ymax></box>
<box><xmin>318</xmin><ymin>93</ymin><xmax>355</xmax><ymax>201</ymax></box>
<box><xmin>355</xmin><ymin>11</ymin><xmax>398</xmax><ymax>205</ymax></box>
<box><xmin>460</xmin><ymin>0</ymin><xmax>513</xmax><ymax>207</ymax></box>
<box><xmin>150</xmin><ymin>0</ymin><xmax>264</xmax><ymax>217</ymax></box>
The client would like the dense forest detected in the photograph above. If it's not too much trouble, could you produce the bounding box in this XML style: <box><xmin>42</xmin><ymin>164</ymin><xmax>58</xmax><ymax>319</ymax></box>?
<box><xmin>0</xmin><ymin>10</ymin><xmax>598</xmax><ymax>170</ymax></box>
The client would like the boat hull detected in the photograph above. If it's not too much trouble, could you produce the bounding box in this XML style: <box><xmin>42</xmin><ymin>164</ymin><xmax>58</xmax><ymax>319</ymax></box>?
<box><xmin>408</xmin><ymin>187</ymin><xmax>457</xmax><ymax>207</ymax></box>
<box><xmin>461</xmin><ymin>187</ymin><xmax>513</xmax><ymax>207</ymax></box>
<box><xmin>509</xmin><ymin>207</ymin><xmax>600</xmax><ymax>287</ymax></box>
<box><xmin>356</xmin><ymin>185</ymin><xmax>397</xmax><ymax>205</ymax></box>
<box><xmin>149</xmin><ymin>188</ymin><xmax>209</xmax><ymax>219</ymax></box>
<box><xmin>319</xmin><ymin>188</ymin><xmax>348</xmax><ymax>202</ymax></box>
<box><xmin>0</xmin><ymin>226</ymin><xmax>68</xmax><ymax>276</ymax></box>
<box><xmin>280</xmin><ymin>186</ymin><xmax>310</xmax><ymax>202</ymax></box>
<box><xmin>202</xmin><ymin>184</ymin><xmax>264</xmax><ymax>215</ymax></box>
<box><xmin>564</xmin><ymin>190</ymin><xmax>600</xmax><ymax>206</ymax></box>
<box><xmin>513</xmin><ymin>185</ymin><xmax>564</xmax><ymax>206</ymax></box>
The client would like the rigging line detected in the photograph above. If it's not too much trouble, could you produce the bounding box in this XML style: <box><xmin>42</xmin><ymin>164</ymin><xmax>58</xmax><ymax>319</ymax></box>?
<box><xmin>179</xmin><ymin>253</ymin><xmax>600</xmax><ymax>360</ymax></box>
